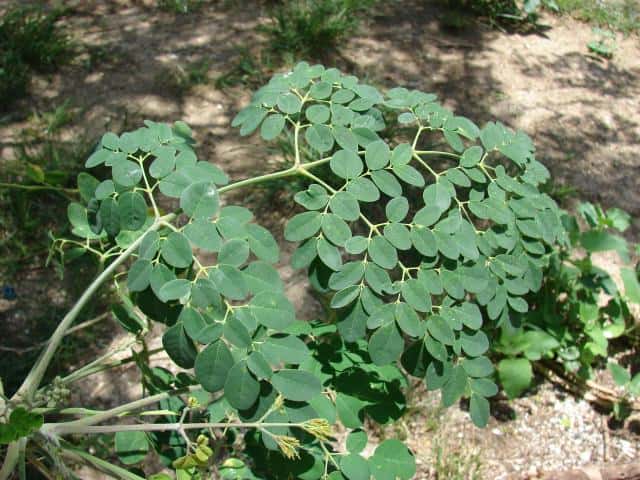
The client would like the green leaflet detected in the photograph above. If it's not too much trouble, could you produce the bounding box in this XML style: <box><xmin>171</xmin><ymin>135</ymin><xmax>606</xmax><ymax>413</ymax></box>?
<box><xmin>271</xmin><ymin>369</ymin><xmax>322</xmax><ymax>401</ymax></box>
<box><xmin>224</xmin><ymin>361</ymin><xmax>260</xmax><ymax>410</ymax></box>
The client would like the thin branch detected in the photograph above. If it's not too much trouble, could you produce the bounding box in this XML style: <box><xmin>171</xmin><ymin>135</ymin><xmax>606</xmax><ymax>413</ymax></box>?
<box><xmin>47</xmin><ymin>420</ymin><xmax>306</xmax><ymax>436</ymax></box>
<box><xmin>13</xmin><ymin>214</ymin><xmax>175</xmax><ymax>403</ymax></box>
<box><xmin>0</xmin><ymin>182</ymin><xmax>78</xmax><ymax>193</ymax></box>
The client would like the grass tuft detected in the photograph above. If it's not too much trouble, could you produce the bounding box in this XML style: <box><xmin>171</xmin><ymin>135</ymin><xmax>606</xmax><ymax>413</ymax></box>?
<box><xmin>554</xmin><ymin>0</ymin><xmax>639</xmax><ymax>34</ymax></box>
<box><xmin>0</xmin><ymin>4</ymin><xmax>73</xmax><ymax>105</ymax></box>
<box><xmin>261</xmin><ymin>0</ymin><xmax>376</xmax><ymax>61</ymax></box>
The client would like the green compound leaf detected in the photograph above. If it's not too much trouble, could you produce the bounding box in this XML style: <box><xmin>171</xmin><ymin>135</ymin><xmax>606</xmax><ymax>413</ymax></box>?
<box><xmin>184</xmin><ymin>219</ymin><xmax>222</xmax><ymax>252</ymax></box>
<box><xmin>426</xmin><ymin>315</ymin><xmax>454</xmax><ymax>345</ymax></box>
<box><xmin>329</xmin><ymin>191</ymin><xmax>360</xmax><ymax>221</ymax></box>
<box><xmin>340</xmin><ymin>454</ymin><xmax>370</xmax><ymax>480</ymax></box>
<box><xmin>285</xmin><ymin>211</ymin><xmax>322</xmax><ymax>242</ymax></box>
<box><xmin>218</xmin><ymin>238</ymin><xmax>250</xmax><ymax>267</ymax></box>
<box><xmin>370</xmin><ymin>439</ymin><xmax>416</xmax><ymax>480</ymax></box>
<box><xmin>195</xmin><ymin>340</ymin><xmax>235</xmax><ymax>392</ymax></box>
<box><xmin>306</xmin><ymin>104</ymin><xmax>330</xmax><ymax>124</ymax></box>
<box><xmin>368</xmin><ymin>322</ymin><xmax>403</xmax><ymax>365</ymax></box>
<box><xmin>368</xmin><ymin>236</ymin><xmax>397</xmax><ymax>270</ymax></box>
<box><xmin>346</xmin><ymin>429</ymin><xmax>368</xmax><ymax>454</ymax></box>
<box><xmin>161</xmin><ymin>232</ymin><xmax>193</xmax><ymax>268</ymax></box>
<box><xmin>498</xmin><ymin>358</ymin><xmax>533</xmax><ymax>399</ymax></box>
<box><xmin>118</xmin><ymin>191</ymin><xmax>147</xmax><ymax>231</ymax></box>
<box><xmin>271</xmin><ymin>369</ymin><xmax>322</xmax><ymax>402</ymax></box>
<box><xmin>180</xmin><ymin>181</ymin><xmax>220</xmax><ymax>220</ymax></box>
<box><xmin>260</xmin><ymin>335</ymin><xmax>310</xmax><ymax>365</ymax></box>
<box><xmin>247</xmin><ymin>223</ymin><xmax>280</xmax><ymax>263</ymax></box>
<box><xmin>158</xmin><ymin>279</ymin><xmax>191</xmax><ymax>302</ymax></box>
<box><xmin>98</xmin><ymin>197</ymin><xmax>120</xmax><ymax>237</ymax></box>
<box><xmin>336</xmin><ymin>393</ymin><xmax>365</xmax><ymax>428</ymax></box>
<box><xmin>305</xmin><ymin>124</ymin><xmax>334</xmax><ymax>152</ymax></box>
<box><xmin>115</xmin><ymin>431</ymin><xmax>149</xmax><ymax>465</ymax></box>
<box><xmin>260</xmin><ymin>113</ymin><xmax>286</xmax><ymax>140</ymax></box>
<box><xmin>224</xmin><ymin>361</ymin><xmax>260</xmax><ymax>410</ymax></box>
<box><xmin>330</xmin><ymin>149</ymin><xmax>363</xmax><ymax>179</ymax></box>
<box><xmin>469</xmin><ymin>393</ymin><xmax>490</xmax><ymax>428</ymax></box>
<box><xmin>210</xmin><ymin>264</ymin><xmax>248</xmax><ymax>300</ymax></box>
<box><xmin>460</xmin><ymin>145</ymin><xmax>483</xmax><ymax>167</ymax></box>
<box><xmin>112</xmin><ymin>160</ymin><xmax>142</xmax><ymax>187</ymax></box>
<box><xmin>162</xmin><ymin>322</ymin><xmax>197</xmax><ymax>369</ymax></box>
<box><xmin>322</xmin><ymin>213</ymin><xmax>352</xmax><ymax>247</ymax></box>
<box><xmin>385</xmin><ymin>197</ymin><xmax>409</xmax><ymax>223</ymax></box>
<box><xmin>277</xmin><ymin>92</ymin><xmax>302</xmax><ymax>114</ymax></box>
<box><xmin>249</xmin><ymin>291</ymin><xmax>295</xmax><ymax>330</ymax></box>
<box><xmin>127</xmin><ymin>259</ymin><xmax>152</xmax><ymax>292</ymax></box>
<box><xmin>317</xmin><ymin>237</ymin><xmax>342</xmax><ymax>271</ymax></box>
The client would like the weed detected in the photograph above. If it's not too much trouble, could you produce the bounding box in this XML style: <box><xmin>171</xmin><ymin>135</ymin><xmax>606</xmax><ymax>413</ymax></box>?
<box><xmin>432</xmin><ymin>439</ymin><xmax>483</xmax><ymax>479</ymax></box>
<box><xmin>157</xmin><ymin>0</ymin><xmax>204</xmax><ymax>14</ymax></box>
<box><xmin>554</xmin><ymin>0</ymin><xmax>640</xmax><ymax>33</ymax></box>
<box><xmin>439</xmin><ymin>0</ymin><xmax>558</xmax><ymax>29</ymax></box>
<box><xmin>215</xmin><ymin>48</ymin><xmax>272</xmax><ymax>90</ymax></box>
<box><xmin>0</xmin><ymin>101</ymin><xmax>94</xmax><ymax>274</ymax></box>
<box><xmin>262</xmin><ymin>0</ymin><xmax>375</xmax><ymax>61</ymax></box>
<box><xmin>587</xmin><ymin>27</ymin><xmax>617</xmax><ymax>58</ymax></box>
<box><xmin>156</xmin><ymin>59</ymin><xmax>212</xmax><ymax>95</ymax></box>
<box><xmin>0</xmin><ymin>4</ymin><xmax>73</xmax><ymax>104</ymax></box>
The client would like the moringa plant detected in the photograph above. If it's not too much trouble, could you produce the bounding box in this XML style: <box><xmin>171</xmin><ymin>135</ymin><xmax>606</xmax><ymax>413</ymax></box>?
<box><xmin>0</xmin><ymin>62</ymin><xmax>565</xmax><ymax>479</ymax></box>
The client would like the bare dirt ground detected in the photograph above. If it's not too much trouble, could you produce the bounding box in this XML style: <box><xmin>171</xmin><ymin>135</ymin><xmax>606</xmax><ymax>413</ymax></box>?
<box><xmin>1</xmin><ymin>0</ymin><xmax>639</xmax><ymax>478</ymax></box>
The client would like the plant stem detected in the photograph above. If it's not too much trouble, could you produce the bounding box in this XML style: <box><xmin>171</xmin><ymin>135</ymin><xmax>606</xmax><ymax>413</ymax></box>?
<box><xmin>49</xmin><ymin>386</ymin><xmax>201</xmax><ymax>430</ymax></box>
<box><xmin>59</xmin><ymin>445</ymin><xmax>145</xmax><ymax>480</ymax></box>
<box><xmin>47</xmin><ymin>421</ymin><xmax>304</xmax><ymax>436</ymax></box>
<box><xmin>13</xmin><ymin>215</ymin><xmax>174</xmax><ymax>403</ymax></box>
<box><xmin>414</xmin><ymin>150</ymin><xmax>461</xmax><ymax>159</ymax></box>
<box><xmin>218</xmin><ymin>166</ymin><xmax>298</xmax><ymax>194</ymax></box>
<box><xmin>0</xmin><ymin>443</ymin><xmax>20</xmax><ymax>480</ymax></box>
<box><xmin>0</xmin><ymin>182</ymin><xmax>78</xmax><ymax>193</ymax></box>
<box><xmin>57</xmin><ymin>346</ymin><xmax>164</xmax><ymax>387</ymax></box>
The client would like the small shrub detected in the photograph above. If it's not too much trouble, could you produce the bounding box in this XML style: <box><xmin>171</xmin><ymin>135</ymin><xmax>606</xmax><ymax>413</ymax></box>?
<box><xmin>0</xmin><ymin>101</ymin><xmax>92</xmax><ymax>272</ymax></box>
<box><xmin>496</xmin><ymin>202</ymin><xmax>639</xmax><ymax>398</ymax></box>
<box><xmin>157</xmin><ymin>0</ymin><xmax>204</xmax><ymax>14</ymax></box>
<box><xmin>0</xmin><ymin>4</ymin><xmax>72</xmax><ymax>104</ymax></box>
<box><xmin>262</xmin><ymin>0</ymin><xmax>376</xmax><ymax>60</ymax></box>
<box><xmin>587</xmin><ymin>27</ymin><xmax>617</xmax><ymax>58</ymax></box>
<box><xmin>555</xmin><ymin>0</ymin><xmax>640</xmax><ymax>34</ymax></box>
<box><xmin>440</xmin><ymin>0</ymin><xmax>559</xmax><ymax>28</ymax></box>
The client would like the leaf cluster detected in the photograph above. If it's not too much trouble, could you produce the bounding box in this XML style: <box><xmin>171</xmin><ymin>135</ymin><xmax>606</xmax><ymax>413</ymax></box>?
<box><xmin>496</xmin><ymin>202</ymin><xmax>639</xmax><ymax>398</ymax></box>
<box><xmin>8</xmin><ymin>61</ymin><xmax>583</xmax><ymax>479</ymax></box>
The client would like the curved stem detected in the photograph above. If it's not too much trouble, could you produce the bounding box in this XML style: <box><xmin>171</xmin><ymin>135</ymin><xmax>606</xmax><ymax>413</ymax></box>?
<box><xmin>59</xmin><ymin>445</ymin><xmax>145</xmax><ymax>480</ymax></box>
<box><xmin>13</xmin><ymin>214</ymin><xmax>175</xmax><ymax>403</ymax></box>
<box><xmin>218</xmin><ymin>166</ymin><xmax>298</xmax><ymax>194</ymax></box>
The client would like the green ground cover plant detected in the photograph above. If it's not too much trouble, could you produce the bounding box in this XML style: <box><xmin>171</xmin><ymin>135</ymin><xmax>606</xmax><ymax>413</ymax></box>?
<box><xmin>0</xmin><ymin>4</ymin><xmax>72</xmax><ymax>105</ymax></box>
<box><xmin>0</xmin><ymin>61</ymin><xmax>637</xmax><ymax>479</ymax></box>
<box><xmin>496</xmin><ymin>202</ymin><xmax>640</xmax><ymax>401</ymax></box>
<box><xmin>555</xmin><ymin>0</ymin><xmax>639</xmax><ymax>34</ymax></box>
<box><xmin>440</xmin><ymin>0</ymin><xmax>559</xmax><ymax>29</ymax></box>
<box><xmin>262</xmin><ymin>0</ymin><xmax>375</xmax><ymax>60</ymax></box>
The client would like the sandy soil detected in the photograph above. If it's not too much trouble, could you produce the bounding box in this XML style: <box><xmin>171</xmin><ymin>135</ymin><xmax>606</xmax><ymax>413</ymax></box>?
<box><xmin>1</xmin><ymin>0</ymin><xmax>639</xmax><ymax>478</ymax></box>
